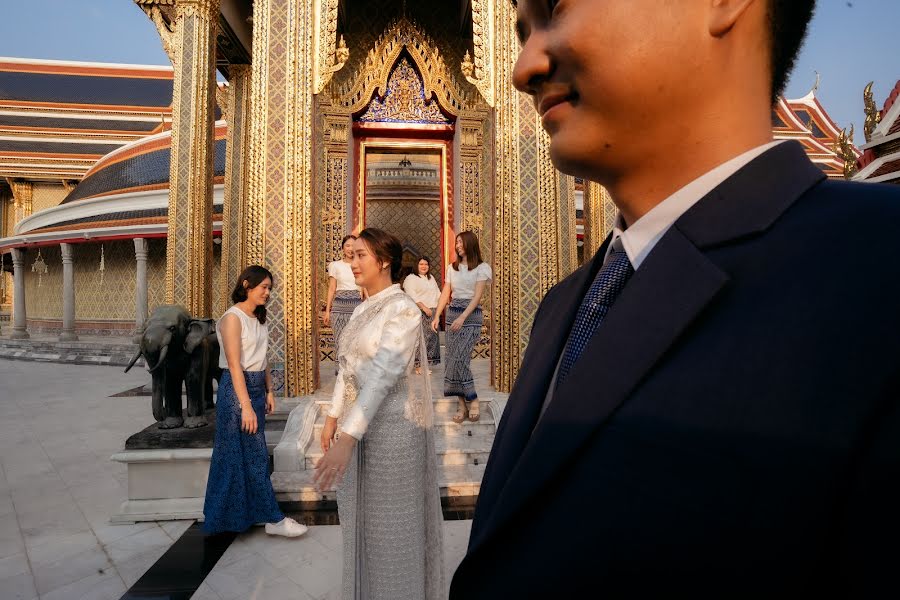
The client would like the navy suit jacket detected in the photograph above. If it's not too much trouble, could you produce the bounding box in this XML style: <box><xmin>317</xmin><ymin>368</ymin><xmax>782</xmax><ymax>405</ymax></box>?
<box><xmin>450</xmin><ymin>142</ymin><xmax>900</xmax><ymax>598</ymax></box>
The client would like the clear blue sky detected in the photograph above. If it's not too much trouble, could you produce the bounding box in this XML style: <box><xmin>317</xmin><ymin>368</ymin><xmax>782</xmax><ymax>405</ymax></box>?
<box><xmin>0</xmin><ymin>0</ymin><xmax>895</xmax><ymax>137</ymax></box>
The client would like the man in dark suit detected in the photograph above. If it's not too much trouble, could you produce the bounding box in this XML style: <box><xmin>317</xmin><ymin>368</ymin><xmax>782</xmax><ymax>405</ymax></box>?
<box><xmin>451</xmin><ymin>0</ymin><xmax>900</xmax><ymax>597</ymax></box>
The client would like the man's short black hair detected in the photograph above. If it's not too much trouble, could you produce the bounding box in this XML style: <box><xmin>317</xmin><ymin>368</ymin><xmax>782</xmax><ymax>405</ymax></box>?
<box><xmin>767</xmin><ymin>0</ymin><xmax>816</xmax><ymax>103</ymax></box>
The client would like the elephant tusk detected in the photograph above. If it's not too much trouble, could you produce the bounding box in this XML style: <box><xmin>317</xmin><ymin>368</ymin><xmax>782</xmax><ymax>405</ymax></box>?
<box><xmin>124</xmin><ymin>348</ymin><xmax>142</xmax><ymax>373</ymax></box>
<box><xmin>148</xmin><ymin>344</ymin><xmax>169</xmax><ymax>373</ymax></box>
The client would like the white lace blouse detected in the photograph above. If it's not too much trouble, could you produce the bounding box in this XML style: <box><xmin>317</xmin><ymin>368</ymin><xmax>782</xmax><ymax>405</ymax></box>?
<box><xmin>326</xmin><ymin>285</ymin><xmax>422</xmax><ymax>440</ymax></box>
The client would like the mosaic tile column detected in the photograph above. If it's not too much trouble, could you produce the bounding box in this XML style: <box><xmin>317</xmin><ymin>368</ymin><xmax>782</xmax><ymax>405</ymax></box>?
<box><xmin>491</xmin><ymin>1</ymin><xmax>572</xmax><ymax>392</ymax></box>
<box><xmin>133</xmin><ymin>238</ymin><xmax>149</xmax><ymax>343</ymax></box>
<box><xmin>219</xmin><ymin>64</ymin><xmax>252</xmax><ymax>317</ymax></box>
<box><xmin>583</xmin><ymin>181</ymin><xmax>617</xmax><ymax>262</ymax></box>
<box><xmin>59</xmin><ymin>243</ymin><xmax>78</xmax><ymax>341</ymax></box>
<box><xmin>10</xmin><ymin>248</ymin><xmax>28</xmax><ymax>339</ymax></box>
<box><xmin>163</xmin><ymin>0</ymin><xmax>219</xmax><ymax>318</ymax></box>
<box><xmin>246</xmin><ymin>0</ymin><xmax>318</xmax><ymax>396</ymax></box>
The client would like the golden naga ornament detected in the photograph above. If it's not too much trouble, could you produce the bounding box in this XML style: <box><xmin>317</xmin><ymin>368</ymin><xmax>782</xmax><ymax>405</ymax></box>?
<box><xmin>835</xmin><ymin>125</ymin><xmax>859</xmax><ymax>180</ymax></box>
<box><xmin>863</xmin><ymin>81</ymin><xmax>881</xmax><ymax>143</ymax></box>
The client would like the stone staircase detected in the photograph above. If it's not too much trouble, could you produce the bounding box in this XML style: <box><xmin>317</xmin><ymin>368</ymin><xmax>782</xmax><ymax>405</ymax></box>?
<box><xmin>269</xmin><ymin>370</ymin><xmax>505</xmax><ymax>503</ymax></box>
<box><xmin>0</xmin><ymin>334</ymin><xmax>143</xmax><ymax>366</ymax></box>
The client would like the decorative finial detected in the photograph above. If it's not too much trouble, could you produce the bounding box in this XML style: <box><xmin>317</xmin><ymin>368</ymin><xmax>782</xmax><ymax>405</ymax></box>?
<box><xmin>863</xmin><ymin>81</ymin><xmax>881</xmax><ymax>143</ymax></box>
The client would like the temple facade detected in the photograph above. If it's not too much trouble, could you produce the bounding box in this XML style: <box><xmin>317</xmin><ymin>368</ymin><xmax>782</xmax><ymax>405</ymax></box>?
<box><xmin>0</xmin><ymin>0</ymin><xmax>859</xmax><ymax>397</ymax></box>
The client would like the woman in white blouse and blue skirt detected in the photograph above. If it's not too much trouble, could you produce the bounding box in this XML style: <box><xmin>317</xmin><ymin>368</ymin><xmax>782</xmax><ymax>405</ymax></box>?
<box><xmin>403</xmin><ymin>256</ymin><xmax>442</xmax><ymax>372</ymax></box>
<box><xmin>203</xmin><ymin>266</ymin><xmax>306</xmax><ymax>537</ymax></box>
<box><xmin>432</xmin><ymin>231</ymin><xmax>492</xmax><ymax>424</ymax></box>
<box><xmin>324</xmin><ymin>235</ymin><xmax>364</xmax><ymax>368</ymax></box>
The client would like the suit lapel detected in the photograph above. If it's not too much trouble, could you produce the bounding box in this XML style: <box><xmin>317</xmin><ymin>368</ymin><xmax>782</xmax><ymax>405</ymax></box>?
<box><xmin>473</xmin><ymin>238</ymin><xmax>611</xmax><ymax>534</ymax></box>
<box><xmin>468</xmin><ymin>141</ymin><xmax>827</xmax><ymax>556</ymax></box>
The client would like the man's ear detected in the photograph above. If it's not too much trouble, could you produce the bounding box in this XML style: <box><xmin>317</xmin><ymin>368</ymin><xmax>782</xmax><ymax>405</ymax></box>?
<box><xmin>708</xmin><ymin>0</ymin><xmax>757</xmax><ymax>37</ymax></box>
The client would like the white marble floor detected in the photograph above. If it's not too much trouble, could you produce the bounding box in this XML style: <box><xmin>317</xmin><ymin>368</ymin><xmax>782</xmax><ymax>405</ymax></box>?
<box><xmin>195</xmin><ymin>520</ymin><xmax>472</xmax><ymax>600</ymax></box>
<box><xmin>0</xmin><ymin>357</ymin><xmax>476</xmax><ymax>599</ymax></box>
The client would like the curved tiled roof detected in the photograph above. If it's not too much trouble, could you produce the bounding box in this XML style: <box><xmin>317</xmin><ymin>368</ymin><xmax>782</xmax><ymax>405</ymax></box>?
<box><xmin>62</xmin><ymin>122</ymin><xmax>228</xmax><ymax>204</ymax></box>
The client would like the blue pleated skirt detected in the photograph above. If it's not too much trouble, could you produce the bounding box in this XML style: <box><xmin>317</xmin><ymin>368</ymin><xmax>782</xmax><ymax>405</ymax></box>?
<box><xmin>202</xmin><ymin>370</ymin><xmax>283</xmax><ymax>534</ymax></box>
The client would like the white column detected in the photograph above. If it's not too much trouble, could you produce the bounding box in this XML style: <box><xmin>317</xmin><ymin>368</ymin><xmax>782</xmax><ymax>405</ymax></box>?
<box><xmin>133</xmin><ymin>238</ymin><xmax>149</xmax><ymax>343</ymax></box>
<box><xmin>10</xmin><ymin>248</ymin><xmax>28</xmax><ymax>339</ymax></box>
<box><xmin>59</xmin><ymin>243</ymin><xmax>78</xmax><ymax>341</ymax></box>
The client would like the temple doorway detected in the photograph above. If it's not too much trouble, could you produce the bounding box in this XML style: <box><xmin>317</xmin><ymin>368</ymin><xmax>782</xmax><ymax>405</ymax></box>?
<box><xmin>358</xmin><ymin>143</ymin><xmax>451</xmax><ymax>285</ymax></box>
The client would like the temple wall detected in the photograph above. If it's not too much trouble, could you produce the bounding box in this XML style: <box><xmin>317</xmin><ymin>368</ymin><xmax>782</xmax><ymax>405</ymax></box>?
<box><xmin>23</xmin><ymin>237</ymin><xmax>220</xmax><ymax>335</ymax></box>
<box><xmin>32</xmin><ymin>184</ymin><xmax>68</xmax><ymax>213</ymax></box>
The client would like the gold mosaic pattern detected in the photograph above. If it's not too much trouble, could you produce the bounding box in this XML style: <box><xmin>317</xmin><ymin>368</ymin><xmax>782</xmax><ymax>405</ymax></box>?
<box><xmin>462</xmin><ymin>0</ymin><xmax>495</xmax><ymax>107</ymax></box>
<box><xmin>583</xmin><ymin>181</ymin><xmax>616</xmax><ymax>261</ymax></box>
<box><xmin>31</xmin><ymin>184</ymin><xmax>67</xmax><ymax>214</ymax></box>
<box><xmin>491</xmin><ymin>2</ymin><xmax>522</xmax><ymax>392</ymax></box>
<box><xmin>330</xmin><ymin>18</ymin><xmax>473</xmax><ymax>117</ymax></box>
<box><xmin>357</xmin><ymin>58</ymin><xmax>451</xmax><ymax>124</ymax></box>
<box><xmin>147</xmin><ymin>238</ymin><xmax>167</xmax><ymax>313</ymax></box>
<box><xmin>219</xmin><ymin>64</ymin><xmax>251</xmax><ymax>317</ymax></box>
<box><xmin>24</xmin><ymin>246</ymin><xmax>62</xmax><ymax>319</ymax></box>
<box><xmin>365</xmin><ymin>199</ymin><xmax>442</xmax><ymax>269</ymax></box>
<box><xmin>558</xmin><ymin>173</ymin><xmax>579</xmax><ymax>276</ymax></box>
<box><xmin>73</xmin><ymin>242</ymin><xmax>135</xmax><ymax>320</ymax></box>
<box><xmin>164</xmin><ymin>1</ymin><xmax>219</xmax><ymax>318</ymax></box>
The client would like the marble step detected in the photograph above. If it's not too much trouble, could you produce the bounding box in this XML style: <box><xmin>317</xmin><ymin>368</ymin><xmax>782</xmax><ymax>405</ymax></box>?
<box><xmin>272</xmin><ymin>463</ymin><xmax>486</xmax><ymax>503</ymax></box>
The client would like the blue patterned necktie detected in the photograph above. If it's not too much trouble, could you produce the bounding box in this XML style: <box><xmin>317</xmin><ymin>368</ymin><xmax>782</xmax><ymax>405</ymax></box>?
<box><xmin>556</xmin><ymin>248</ymin><xmax>634</xmax><ymax>388</ymax></box>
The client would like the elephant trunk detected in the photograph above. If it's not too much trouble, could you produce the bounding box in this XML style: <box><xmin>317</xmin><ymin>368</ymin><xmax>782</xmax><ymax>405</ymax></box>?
<box><xmin>124</xmin><ymin>348</ymin><xmax>142</xmax><ymax>373</ymax></box>
<box><xmin>148</xmin><ymin>344</ymin><xmax>169</xmax><ymax>373</ymax></box>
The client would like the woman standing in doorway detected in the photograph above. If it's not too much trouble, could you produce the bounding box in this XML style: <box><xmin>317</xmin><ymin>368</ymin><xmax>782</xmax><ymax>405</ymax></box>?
<box><xmin>325</xmin><ymin>235</ymin><xmax>364</xmax><ymax>369</ymax></box>
<box><xmin>314</xmin><ymin>228</ymin><xmax>444</xmax><ymax>599</ymax></box>
<box><xmin>403</xmin><ymin>256</ymin><xmax>442</xmax><ymax>372</ymax></box>
<box><xmin>203</xmin><ymin>265</ymin><xmax>307</xmax><ymax>537</ymax></box>
<box><xmin>432</xmin><ymin>231</ymin><xmax>491</xmax><ymax>424</ymax></box>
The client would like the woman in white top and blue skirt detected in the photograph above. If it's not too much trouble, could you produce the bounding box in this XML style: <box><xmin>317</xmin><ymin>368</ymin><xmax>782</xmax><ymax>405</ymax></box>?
<box><xmin>403</xmin><ymin>256</ymin><xmax>442</xmax><ymax>371</ymax></box>
<box><xmin>325</xmin><ymin>235</ymin><xmax>364</xmax><ymax>368</ymax></box>
<box><xmin>432</xmin><ymin>232</ymin><xmax>492</xmax><ymax>424</ymax></box>
<box><xmin>203</xmin><ymin>265</ymin><xmax>306</xmax><ymax>537</ymax></box>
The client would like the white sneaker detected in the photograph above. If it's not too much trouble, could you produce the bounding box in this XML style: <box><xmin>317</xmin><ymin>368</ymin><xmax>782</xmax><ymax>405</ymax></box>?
<box><xmin>265</xmin><ymin>517</ymin><xmax>308</xmax><ymax>537</ymax></box>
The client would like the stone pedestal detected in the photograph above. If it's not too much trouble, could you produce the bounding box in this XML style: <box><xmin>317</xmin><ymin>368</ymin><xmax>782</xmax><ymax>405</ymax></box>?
<box><xmin>110</xmin><ymin>417</ymin><xmax>215</xmax><ymax>523</ymax></box>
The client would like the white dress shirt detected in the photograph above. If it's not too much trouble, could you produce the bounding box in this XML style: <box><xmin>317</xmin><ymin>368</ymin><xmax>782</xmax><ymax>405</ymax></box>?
<box><xmin>539</xmin><ymin>141</ymin><xmax>784</xmax><ymax>418</ymax></box>
<box><xmin>603</xmin><ymin>140</ymin><xmax>783</xmax><ymax>268</ymax></box>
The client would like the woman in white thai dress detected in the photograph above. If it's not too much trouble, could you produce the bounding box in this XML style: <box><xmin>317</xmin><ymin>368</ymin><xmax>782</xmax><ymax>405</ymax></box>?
<box><xmin>403</xmin><ymin>256</ymin><xmax>442</xmax><ymax>372</ymax></box>
<box><xmin>314</xmin><ymin>228</ymin><xmax>444</xmax><ymax>600</ymax></box>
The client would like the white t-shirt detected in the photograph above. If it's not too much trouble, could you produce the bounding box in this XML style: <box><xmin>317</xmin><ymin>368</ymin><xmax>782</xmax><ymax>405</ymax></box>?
<box><xmin>403</xmin><ymin>273</ymin><xmax>441</xmax><ymax>307</ymax></box>
<box><xmin>446</xmin><ymin>262</ymin><xmax>492</xmax><ymax>300</ymax></box>
<box><xmin>217</xmin><ymin>305</ymin><xmax>268</xmax><ymax>371</ymax></box>
<box><xmin>328</xmin><ymin>260</ymin><xmax>359</xmax><ymax>292</ymax></box>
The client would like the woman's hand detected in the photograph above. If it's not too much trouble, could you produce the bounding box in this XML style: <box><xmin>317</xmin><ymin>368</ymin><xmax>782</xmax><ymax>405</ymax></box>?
<box><xmin>265</xmin><ymin>390</ymin><xmax>275</xmax><ymax>415</ymax></box>
<box><xmin>423</xmin><ymin>307</ymin><xmax>433</xmax><ymax>318</ymax></box>
<box><xmin>313</xmin><ymin>434</ymin><xmax>356</xmax><ymax>491</ymax></box>
<box><xmin>323</xmin><ymin>309</ymin><xmax>331</xmax><ymax>327</ymax></box>
<box><xmin>241</xmin><ymin>403</ymin><xmax>258</xmax><ymax>434</ymax></box>
<box><xmin>450</xmin><ymin>316</ymin><xmax>465</xmax><ymax>332</ymax></box>
<box><xmin>321</xmin><ymin>416</ymin><xmax>338</xmax><ymax>453</ymax></box>
<box><xmin>431</xmin><ymin>317</ymin><xmax>440</xmax><ymax>332</ymax></box>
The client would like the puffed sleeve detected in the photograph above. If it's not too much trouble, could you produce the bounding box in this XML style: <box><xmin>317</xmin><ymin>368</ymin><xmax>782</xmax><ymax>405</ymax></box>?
<box><xmin>327</xmin><ymin>363</ymin><xmax>346</xmax><ymax>419</ymax></box>
<box><xmin>327</xmin><ymin>261</ymin><xmax>338</xmax><ymax>279</ymax></box>
<box><xmin>339</xmin><ymin>300</ymin><xmax>421</xmax><ymax>440</ymax></box>
<box><xmin>476</xmin><ymin>262</ymin><xmax>492</xmax><ymax>282</ymax></box>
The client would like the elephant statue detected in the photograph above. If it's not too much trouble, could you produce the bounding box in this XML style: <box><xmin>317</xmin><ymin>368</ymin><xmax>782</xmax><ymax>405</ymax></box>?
<box><xmin>183</xmin><ymin>318</ymin><xmax>222</xmax><ymax>428</ymax></box>
<box><xmin>126</xmin><ymin>306</ymin><xmax>225</xmax><ymax>429</ymax></box>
